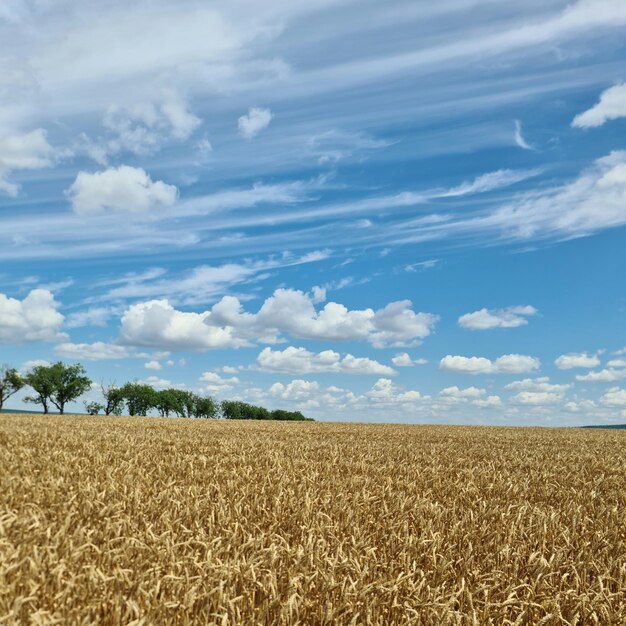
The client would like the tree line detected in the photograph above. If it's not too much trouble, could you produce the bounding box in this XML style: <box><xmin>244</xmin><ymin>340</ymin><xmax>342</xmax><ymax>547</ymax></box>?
<box><xmin>0</xmin><ymin>362</ymin><xmax>311</xmax><ymax>421</ymax></box>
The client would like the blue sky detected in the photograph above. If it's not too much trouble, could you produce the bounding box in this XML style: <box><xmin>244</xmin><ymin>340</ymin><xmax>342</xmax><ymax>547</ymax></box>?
<box><xmin>1</xmin><ymin>0</ymin><xmax>626</xmax><ymax>424</ymax></box>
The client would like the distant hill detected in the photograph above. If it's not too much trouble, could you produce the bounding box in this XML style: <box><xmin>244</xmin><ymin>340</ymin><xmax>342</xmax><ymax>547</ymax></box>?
<box><xmin>582</xmin><ymin>424</ymin><xmax>626</xmax><ymax>430</ymax></box>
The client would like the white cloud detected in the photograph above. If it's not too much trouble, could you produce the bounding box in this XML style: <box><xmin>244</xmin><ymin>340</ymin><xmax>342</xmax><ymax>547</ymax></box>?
<box><xmin>66</xmin><ymin>306</ymin><xmax>116</xmax><ymax>328</ymax></box>
<box><xmin>607</xmin><ymin>358</ymin><xmax>626</xmax><ymax>368</ymax></box>
<box><xmin>0</xmin><ymin>129</ymin><xmax>54</xmax><ymax>196</ymax></box>
<box><xmin>391</xmin><ymin>352</ymin><xmax>427</xmax><ymax>367</ymax></box>
<box><xmin>67</xmin><ymin>165</ymin><xmax>178</xmax><ymax>215</ymax></box>
<box><xmin>439</xmin><ymin>386</ymin><xmax>486</xmax><ymax>399</ymax></box>
<box><xmin>506</xmin><ymin>377</ymin><xmax>568</xmax><ymax>406</ymax></box>
<box><xmin>365</xmin><ymin>378</ymin><xmax>427</xmax><ymax>405</ymax></box>
<box><xmin>139</xmin><ymin>375</ymin><xmax>184</xmax><ymax>390</ymax></box>
<box><xmin>439</xmin><ymin>354</ymin><xmax>540</xmax><ymax>375</ymax></box>
<box><xmin>101</xmin><ymin>252</ymin><xmax>330</xmax><ymax>306</ymax></box>
<box><xmin>238</xmin><ymin>107</ymin><xmax>273</xmax><ymax>139</ymax></box>
<box><xmin>554</xmin><ymin>352</ymin><xmax>600</xmax><ymax>369</ymax></box>
<box><xmin>572</xmin><ymin>83</ymin><xmax>626</xmax><ymax>128</ymax></box>
<box><xmin>209</xmin><ymin>288</ymin><xmax>438</xmax><ymax>348</ymax></box>
<box><xmin>470</xmin><ymin>151</ymin><xmax>626</xmax><ymax>240</ymax></box>
<box><xmin>504</xmin><ymin>377</ymin><xmax>570</xmax><ymax>393</ymax></box>
<box><xmin>440</xmin><ymin>169</ymin><xmax>539</xmax><ymax>198</ymax></box>
<box><xmin>472</xmin><ymin>395</ymin><xmax>502</xmax><ymax>408</ymax></box>
<box><xmin>269</xmin><ymin>379</ymin><xmax>320</xmax><ymax>401</ymax></box>
<box><xmin>256</xmin><ymin>346</ymin><xmax>395</xmax><ymax>376</ymax></box>
<box><xmin>563</xmin><ymin>399</ymin><xmax>597</xmax><ymax>413</ymax></box>
<box><xmin>600</xmin><ymin>387</ymin><xmax>626</xmax><ymax>407</ymax></box>
<box><xmin>439</xmin><ymin>356</ymin><xmax>493</xmax><ymax>374</ymax></box>
<box><xmin>513</xmin><ymin>120</ymin><xmax>534</xmax><ymax>151</ymax></box>
<box><xmin>54</xmin><ymin>341</ymin><xmax>129</xmax><ymax>360</ymax></box>
<box><xmin>0</xmin><ymin>289</ymin><xmax>65</xmax><ymax>343</ymax></box>
<box><xmin>511</xmin><ymin>391</ymin><xmax>563</xmax><ymax>406</ymax></box>
<box><xmin>119</xmin><ymin>288</ymin><xmax>438</xmax><ymax>353</ymax></box>
<box><xmin>493</xmin><ymin>355</ymin><xmax>541</xmax><ymax>374</ymax></box>
<box><xmin>120</xmin><ymin>299</ymin><xmax>247</xmax><ymax>352</ymax></box>
<box><xmin>306</xmin><ymin>129</ymin><xmax>393</xmax><ymax>164</ymax></box>
<box><xmin>144</xmin><ymin>360</ymin><xmax>162</xmax><ymax>370</ymax></box>
<box><xmin>575</xmin><ymin>369</ymin><xmax>626</xmax><ymax>383</ymax></box>
<box><xmin>20</xmin><ymin>359</ymin><xmax>51</xmax><ymax>372</ymax></box>
<box><xmin>311</xmin><ymin>286</ymin><xmax>326</xmax><ymax>304</ymax></box>
<box><xmin>92</xmin><ymin>93</ymin><xmax>202</xmax><ymax>161</ymax></box>
<box><xmin>404</xmin><ymin>259</ymin><xmax>439</xmax><ymax>273</ymax></box>
<box><xmin>458</xmin><ymin>305</ymin><xmax>537</xmax><ymax>330</ymax></box>
<box><xmin>199</xmin><ymin>371</ymin><xmax>240</xmax><ymax>394</ymax></box>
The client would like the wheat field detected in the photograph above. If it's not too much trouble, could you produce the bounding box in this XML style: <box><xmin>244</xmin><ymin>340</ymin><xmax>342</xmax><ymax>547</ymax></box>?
<box><xmin>1</xmin><ymin>414</ymin><xmax>625</xmax><ymax>625</ymax></box>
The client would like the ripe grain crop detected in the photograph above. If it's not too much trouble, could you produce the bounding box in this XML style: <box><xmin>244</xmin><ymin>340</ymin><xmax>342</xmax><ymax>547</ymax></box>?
<box><xmin>1</xmin><ymin>414</ymin><xmax>625</xmax><ymax>625</ymax></box>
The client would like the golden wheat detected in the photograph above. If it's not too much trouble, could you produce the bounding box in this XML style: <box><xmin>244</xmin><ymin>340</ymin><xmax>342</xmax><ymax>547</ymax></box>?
<box><xmin>1</xmin><ymin>414</ymin><xmax>625</xmax><ymax>625</ymax></box>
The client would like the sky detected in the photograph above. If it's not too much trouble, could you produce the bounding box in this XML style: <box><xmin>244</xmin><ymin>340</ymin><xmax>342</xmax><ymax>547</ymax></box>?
<box><xmin>1</xmin><ymin>0</ymin><xmax>626</xmax><ymax>425</ymax></box>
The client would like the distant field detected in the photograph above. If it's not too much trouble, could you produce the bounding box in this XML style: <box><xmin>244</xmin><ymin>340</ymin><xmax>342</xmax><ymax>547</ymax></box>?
<box><xmin>1</xmin><ymin>415</ymin><xmax>625</xmax><ymax>625</ymax></box>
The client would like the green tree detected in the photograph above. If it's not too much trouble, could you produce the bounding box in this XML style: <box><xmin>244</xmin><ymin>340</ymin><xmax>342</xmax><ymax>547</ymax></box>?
<box><xmin>24</xmin><ymin>362</ymin><xmax>91</xmax><ymax>414</ymax></box>
<box><xmin>24</xmin><ymin>364</ymin><xmax>57</xmax><ymax>413</ymax></box>
<box><xmin>101</xmin><ymin>383</ymin><xmax>125</xmax><ymax>416</ymax></box>
<box><xmin>155</xmin><ymin>389</ymin><xmax>181</xmax><ymax>417</ymax></box>
<box><xmin>84</xmin><ymin>401</ymin><xmax>105</xmax><ymax>415</ymax></box>
<box><xmin>221</xmin><ymin>400</ymin><xmax>270</xmax><ymax>420</ymax></box>
<box><xmin>121</xmin><ymin>383</ymin><xmax>157</xmax><ymax>416</ymax></box>
<box><xmin>270</xmin><ymin>409</ymin><xmax>309</xmax><ymax>421</ymax></box>
<box><xmin>193</xmin><ymin>395</ymin><xmax>218</xmax><ymax>419</ymax></box>
<box><xmin>168</xmin><ymin>389</ymin><xmax>196</xmax><ymax>417</ymax></box>
<box><xmin>0</xmin><ymin>366</ymin><xmax>24</xmax><ymax>412</ymax></box>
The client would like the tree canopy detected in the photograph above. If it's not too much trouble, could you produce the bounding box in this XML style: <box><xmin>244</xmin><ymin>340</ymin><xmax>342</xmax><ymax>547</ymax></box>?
<box><xmin>24</xmin><ymin>362</ymin><xmax>92</xmax><ymax>414</ymax></box>
<box><xmin>0</xmin><ymin>366</ymin><xmax>24</xmax><ymax>412</ymax></box>
<box><xmin>2</xmin><ymin>359</ymin><xmax>311</xmax><ymax>421</ymax></box>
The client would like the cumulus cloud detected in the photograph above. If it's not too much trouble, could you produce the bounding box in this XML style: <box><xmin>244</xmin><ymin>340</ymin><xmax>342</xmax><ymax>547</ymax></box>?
<box><xmin>563</xmin><ymin>399</ymin><xmax>597</xmax><ymax>413</ymax></box>
<box><xmin>366</xmin><ymin>378</ymin><xmax>427</xmax><ymax>404</ymax></box>
<box><xmin>269</xmin><ymin>379</ymin><xmax>320</xmax><ymax>401</ymax></box>
<box><xmin>119</xmin><ymin>299</ymin><xmax>247</xmax><ymax>352</ymax></box>
<box><xmin>554</xmin><ymin>352</ymin><xmax>601</xmax><ymax>369</ymax></box>
<box><xmin>0</xmin><ymin>289</ymin><xmax>65</xmax><ymax>343</ymax></box>
<box><xmin>0</xmin><ymin>129</ymin><xmax>54</xmax><ymax>196</ymax></box>
<box><xmin>89</xmin><ymin>93</ymin><xmax>202</xmax><ymax>161</ymax></box>
<box><xmin>439</xmin><ymin>386</ymin><xmax>486</xmax><ymax>399</ymax></box>
<box><xmin>54</xmin><ymin>341</ymin><xmax>130</xmax><ymax>360</ymax></box>
<box><xmin>139</xmin><ymin>375</ymin><xmax>185</xmax><ymax>390</ymax></box>
<box><xmin>199</xmin><ymin>371</ymin><xmax>240</xmax><ymax>394</ymax></box>
<box><xmin>243</xmin><ymin>376</ymin><xmax>430</xmax><ymax>415</ymax></box>
<box><xmin>67</xmin><ymin>165</ymin><xmax>178</xmax><ymax>215</ymax></box>
<box><xmin>472</xmin><ymin>395</ymin><xmax>502</xmax><ymax>408</ymax></box>
<box><xmin>504</xmin><ymin>377</ymin><xmax>570</xmax><ymax>393</ymax></box>
<box><xmin>240</xmin><ymin>289</ymin><xmax>438</xmax><ymax>348</ymax></box>
<box><xmin>505</xmin><ymin>377</ymin><xmax>568</xmax><ymax>406</ymax></box>
<box><xmin>575</xmin><ymin>368</ymin><xmax>626</xmax><ymax>383</ymax></box>
<box><xmin>144</xmin><ymin>360</ymin><xmax>162</xmax><ymax>370</ymax></box>
<box><xmin>599</xmin><ymin>387</ymin><xmax>626</xmax><ymax>407</ymax></box>
<box><xmin>238</xmin><ymin>107</ymin><xmax>273</xmax><ymax>139</ymax></box>
<box><xmin>458</xmin><ymin>305</ymin><xmax>537</xmax><ymax>330</ymax></box>
<box><xmin>391</xmin><ymin>352</ymin><xmax>427</xmax><ymax>367</ymax></box>
<box><xmin>439</xmin><ymin>354</ymin><xmax>540</xmax><ymax>375</ymax></box>
<box><xmin>511</xmin><ymin>391</ymin><xmax>563</xmax><ymax>405</ymax></box>
<box><xmin>119</xmin><ymin>288</ymin><xmax>438</xmax><ymax>352</ymax></box>
<box><xmin>572</xmin><ymin>83</ymin><xmax>626</xmax><ymax>128</ymax></box>
<box><xmin>256</xmin><ymin>346</ymin><xmax>395</xmax><ymax>376</ymax></box>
